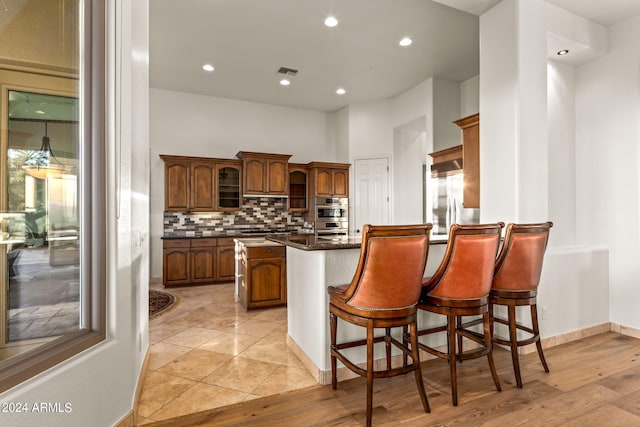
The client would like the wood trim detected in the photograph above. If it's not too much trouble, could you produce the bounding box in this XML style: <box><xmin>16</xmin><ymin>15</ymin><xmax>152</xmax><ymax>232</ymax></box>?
<box><xmin>236</xmin><ymin>151</ymin><xmax>292</xmax><ymax>161</ymax></box>
<box><xmin>453</xmin><ymin>112</ymin><xmax>479</xmax><ymax>129</ymax></box>
<box><xmin>306</xmin><ymin>161</ymin><xmax>350</xmax><ymax>170</ymax></box>
<box><xmin>129</xmin><ymin>346</ymin><xmax>151</xmax><ymax>427</ymax></box>
<box><xmin>159</xmin><ymin>154</ymin><xmax>241</xmax><ymax>166</ymax></box>
<box><xmin>428</xmin><ymin>145</ymin><xmax>462</xmax><ymax>162</ymax></box>
<box><xmin>114</xmin><ymin>410</ymin><xmax>134</xmax><ymax>427</ymax></box>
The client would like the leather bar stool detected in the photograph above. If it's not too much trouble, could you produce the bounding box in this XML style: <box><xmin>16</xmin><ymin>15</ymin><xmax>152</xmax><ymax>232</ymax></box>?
<box><xmin>488</xmin><ymin>221</ymin><xmax>553</xmax><ymax>388</ymax></box>
<box><xmin>328</xmin><ymin>224</ymin><xmax>432</xmax><ymax>427</ymax></box>
<box><xmin>414</xmin><ymin>223</ymin><xmax>504</xmax><ymax>406</ymax></box>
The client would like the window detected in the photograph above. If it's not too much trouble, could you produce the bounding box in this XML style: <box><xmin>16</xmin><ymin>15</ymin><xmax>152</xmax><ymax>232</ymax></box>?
<box><xmin>0</xmin><ymin>0</ymin><xmax>105</xmax><ymax>392</ymax></box>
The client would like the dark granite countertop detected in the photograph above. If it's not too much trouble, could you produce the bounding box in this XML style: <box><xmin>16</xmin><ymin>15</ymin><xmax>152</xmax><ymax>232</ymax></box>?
<box><xmin>162</xmin><ymin>230</ymin><xmax>307</xmax><ymax>239</ymax></box>
<box><xmin>266</xmin><ymin>234</ymin><xmax>362</xmax><ymax>251</ymax></box>
<box><xmin>267</xmin><ymin>233</ymin><xmax>448</xmax><ymax>251</ymax></box>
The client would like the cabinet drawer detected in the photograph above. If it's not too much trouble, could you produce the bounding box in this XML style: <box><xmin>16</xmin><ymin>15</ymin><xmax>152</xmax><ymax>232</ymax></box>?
<box><xmin>163</xmin><ymin>239</ymin><xmax>190</xmax><ymax>249</ymax></box>
<box><xmin>245</xmin><ymin>245</ymin><xmax>285</xmax><ymax>259</ymax></box>
<box><xmin>217</xmin><ymin>237</ymin><xmax>236</xmax><ymax>247</ymax></box>
<box><xmin>191</xmin><ymin>238</ymin><xmax>218</xmax><ymax>248</ymax></box>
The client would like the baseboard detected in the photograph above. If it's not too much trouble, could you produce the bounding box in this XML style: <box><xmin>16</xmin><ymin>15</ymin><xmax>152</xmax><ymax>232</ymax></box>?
<box><xmin>114</xmin><ymin>410</ymin><xmax>135</xmax><ymax>427</ymax></box>
<box><xmin>610</xmin><ymin>322</ymin><xmax>640</xmax><ymax>339</ymax></box>
<box><xmin>133</xmin><ymin>346</ymin><xmax>151</xmax><ymax>425</ymax></box>
<box><xmin>288</xmin><ymin>323</ymin><xmax>637</xmax><ymax>385</ymax></box>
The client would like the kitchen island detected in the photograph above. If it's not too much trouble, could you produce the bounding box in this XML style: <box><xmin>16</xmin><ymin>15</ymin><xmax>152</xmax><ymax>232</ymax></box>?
<box><xmin>267</xmin><ymin>233</ymin><xmax>447</xmax><ymax>385</ymax></box>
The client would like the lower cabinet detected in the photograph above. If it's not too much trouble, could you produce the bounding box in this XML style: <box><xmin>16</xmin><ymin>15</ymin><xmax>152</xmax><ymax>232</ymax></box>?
<box><xmin>239</xmin><ymin>243</ymin><xmax>286</xmax><ymax>310</ymax></box>
<box><xmin>163</xmin><ymin>237</ymin><xmax>235</xmax><ymax>287</ymax></box>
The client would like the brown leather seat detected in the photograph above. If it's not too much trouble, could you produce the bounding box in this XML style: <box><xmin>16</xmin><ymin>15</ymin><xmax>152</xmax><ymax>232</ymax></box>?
<box><xmin>414</xmin><ymin>223</ymin><xmax>504</xmax><ymax>406</ymax></box>
<box><xmin>488</xmin><ymin>221</ymin><xmax>553</xmax><ymax>388</ymax></box>
<box><xmin>328</xmin><ymin>224</ymin><xmax>432</xmax><ymax>427</ymax></box>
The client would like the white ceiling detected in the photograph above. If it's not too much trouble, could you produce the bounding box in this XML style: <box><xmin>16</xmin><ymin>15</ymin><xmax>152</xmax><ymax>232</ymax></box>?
<box><xmin>149</xmin><ymin>0</ymin><xmax>639</xmax><ymax>113</ymax></box>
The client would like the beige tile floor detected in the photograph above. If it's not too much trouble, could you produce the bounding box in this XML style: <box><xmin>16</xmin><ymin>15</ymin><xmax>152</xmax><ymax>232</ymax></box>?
<box><xmin>137</xmin><ymin>282</ymin><xmax>318</xmax><ymax>425</ymax></box>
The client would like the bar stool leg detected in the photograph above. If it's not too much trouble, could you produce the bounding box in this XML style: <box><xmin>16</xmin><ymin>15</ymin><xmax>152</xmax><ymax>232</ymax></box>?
<box><xmin>531</xmin><ymin>303</ymin><xmax>550</xmax><ymax>372</ymax></box>
<box><xmin>448</xmin><ymin>313</ymin><xmax>459</xmax><ymax>406</ymax></box>
<box><xmin>484</xmin><ymin>311</ymin><xmax>501</xmax><ymax>391</ymax></box>
<box><xmin>366</xmin><ymin>322</ymin><xmax>374</xmax><ymax>427</ymax></box>
<box><xmin>330</xmin><ymin>312</ymin><xmax>338</xmax><ymax>389</ymax></box>
<box><xmin>410</xmin><ymin>321</ymin><xmax>430</xmax><ymax>413</ymax></box>
<box><xmin>507</xmin><ymin>305</ymin><xmax>523</xmax><ymax>388</ymax></box>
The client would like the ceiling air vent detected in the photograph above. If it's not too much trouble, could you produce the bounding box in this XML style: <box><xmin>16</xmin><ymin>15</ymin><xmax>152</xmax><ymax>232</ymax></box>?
<box><xmin>277</xmin><ymin>67</ymin><xmax>298</xmax><ymax>76</ymax></box>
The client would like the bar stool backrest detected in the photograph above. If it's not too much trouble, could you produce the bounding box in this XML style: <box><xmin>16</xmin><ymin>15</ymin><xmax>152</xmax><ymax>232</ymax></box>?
<box><xmin>425</xmin><ymin>223</ymin><xmax>503</xmax><ymax>299</ymax></box>
<box><xmin>493</xmin><ymin>222</ymin><xmax>553</xmax><ymax>291</ymax></box>
<box><xmin>345</xmin><ymin>224</ymin><xmax>432</xmax><ymax>310</ymax></box>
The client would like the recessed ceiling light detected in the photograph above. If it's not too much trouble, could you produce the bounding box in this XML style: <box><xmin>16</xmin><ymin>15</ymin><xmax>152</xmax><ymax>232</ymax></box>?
<box><xmin>280</xmin><ymin>79</ymin><xmax>291</xmax><ymax>86</ymax></box>
<box><xmin>336</xmin><ymin>88</ymin><xmax>346</xmax><ymax>95</ymax></box>
<box><xmin>557</xmin><ymin>49</ymin><xmax>569</xmax><ymax>56</ymax></box>
<box><xmin>324</xmin><ymin>16</ymin><xmax>338</xmax><ymax>27</ymax></box>
<box><xmin>399</xmin><ymin>37</ymin><xmax>413</xmax><ymax>47</ymax></box>
<box><xmin>202</xmin><ymin>64</ymin><xmax>215</xmax><ymax>72</ymax></box>
<box><xmin>35</xmin><ymin>110</ymin><xmax>45</xmax><ymax>115</ymax></box>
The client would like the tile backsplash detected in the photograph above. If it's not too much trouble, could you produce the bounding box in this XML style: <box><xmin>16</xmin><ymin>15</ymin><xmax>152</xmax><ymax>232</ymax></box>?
<box><xmin>164</xmin><ymin>197</ymin><xmax>313</xmax><ymax>236</ymax></box>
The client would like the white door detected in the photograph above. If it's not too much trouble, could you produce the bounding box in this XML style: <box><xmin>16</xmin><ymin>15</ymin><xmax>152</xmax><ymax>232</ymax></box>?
<box><xmin>353</xmin><ymin>157</ymin><xmax>390</xmax><ymax>234</ymax></box>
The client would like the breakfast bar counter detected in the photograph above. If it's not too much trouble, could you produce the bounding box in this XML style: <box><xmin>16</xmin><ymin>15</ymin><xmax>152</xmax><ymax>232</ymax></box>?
<box><xmin>267</xmin><ymin>233</ymin><xmax>447</xmax><ymax>385</ymax></box>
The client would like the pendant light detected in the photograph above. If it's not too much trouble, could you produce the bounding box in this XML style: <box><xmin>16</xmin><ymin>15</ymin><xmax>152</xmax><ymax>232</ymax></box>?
<box><xmin>23</xmin><ymin>121</ymin><xmax>71</xmax><ymax>180</ymax></box>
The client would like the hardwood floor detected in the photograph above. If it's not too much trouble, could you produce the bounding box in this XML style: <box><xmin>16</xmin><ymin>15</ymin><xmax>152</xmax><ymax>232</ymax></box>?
<box><xmin>138</xmin><ymin>332</ymin><xmax>640</xmax><ymax>426</ymax></box>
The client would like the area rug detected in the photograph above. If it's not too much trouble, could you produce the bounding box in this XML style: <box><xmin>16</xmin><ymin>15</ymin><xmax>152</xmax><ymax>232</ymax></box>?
<box><xmin>149</xmin><ymin>290</ymin><xmax>177</xmax><ymax>318</ymax></box>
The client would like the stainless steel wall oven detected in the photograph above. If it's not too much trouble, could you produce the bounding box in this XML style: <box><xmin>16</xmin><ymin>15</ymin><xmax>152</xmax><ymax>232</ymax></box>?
<box><xmin>314</xmin><ymin>197</ymin><xmax>348</xmax><ymax>235</ymax></box>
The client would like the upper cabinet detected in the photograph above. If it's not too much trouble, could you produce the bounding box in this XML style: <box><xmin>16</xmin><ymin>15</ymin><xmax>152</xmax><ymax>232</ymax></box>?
<box><xmin>160</xmin><ymin>155</ymin><xmax>242</xmax><ymax>212</ymax></box>
<box><xmin>216</xmin><ymin>162</ymin><xmax>242</xmax><ymax>211</ymax></box>
<box><xmin>308</xmin><ymin>162</ymin><xmax>350</xmax><ymax>198</ymax></box>
<box><xmin>288</xmin><ymin>163</ymin><xmax>309</xmax><ymax>212</ymax></box>
<box><xmin>454</xmin><ymin>113</ymin><xmax>480</xmax><ymax>209</ymax></box>
<box><xmin>236</xmin><ymin>151</ymin><xmax>292</xmax><ymax>196</ymax></box>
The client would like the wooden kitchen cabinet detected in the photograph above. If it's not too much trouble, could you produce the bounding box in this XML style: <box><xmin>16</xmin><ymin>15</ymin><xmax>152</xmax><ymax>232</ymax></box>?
<box><xmin>190</xmin><ymin>238</ymin><xmax>217</xmax><ymax>283</ymax></box>
<box><xmin>190</xmin><ymin>162</ymin><xmax>216</xmax><ymax>211</ymax></box>
<box><xmin>288</xmin><ymin>163</ymin><xmax>309</xmax><ymax>212</ymax></box>
<box><xmin>216</xmin><ymin>162</ymin><xmax>242</xmax><ymax>211</ymax></box>
<box><xmin>163</xmin><ymin>159</ymin><xmax>190</xmax><ymax>211</ymax></box>
<box><xmin>236</xmin><ymin>151</ymin><xmax>292</xmax><ymax>196</ymax></box>
<box><xmin>216</xmin><ymin>237</ymin><xmax>236</xmax><ymax>281</ymax></box>
<box><xmin>161</xmin><ymin>155</ymin><xmax>241</xmax><ymax>212</ymax></box>
<box><xmin>454</xmin><ymin>113</ymin><xmax>480</xmax><ymax>209</ymax></box>
<box><xmin>308</xmin><ymin>162</ymin><xmax>350</xmax><ymax>198</ymax></box>
<box><xmin>163</xmin><ymin>239</ymin><xmax>191</xmax><ymax>286</ymax></box>
<box><xmin>239</xmin><ymin>242</ymin><xmax>286</xmax><ymax>310</ymax></box>
<box><xmin>163</xmin><ymin>237</ymin><xmax>235</xmax><ymax>287</ymax></box>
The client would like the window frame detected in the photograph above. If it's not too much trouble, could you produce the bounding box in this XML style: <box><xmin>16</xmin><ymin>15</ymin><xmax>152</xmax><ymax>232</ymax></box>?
<box><xmin>0</xmin><ymin>0</ymin><xmax>106</xmax><ymax>393</ymax></box>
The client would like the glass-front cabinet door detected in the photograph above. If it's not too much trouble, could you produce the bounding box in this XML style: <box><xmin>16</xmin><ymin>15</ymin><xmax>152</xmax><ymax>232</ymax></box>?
<box><xmin>216</xmin><ymin>163</ymin><xmax>241</xmax><ymax>210</ymax></box>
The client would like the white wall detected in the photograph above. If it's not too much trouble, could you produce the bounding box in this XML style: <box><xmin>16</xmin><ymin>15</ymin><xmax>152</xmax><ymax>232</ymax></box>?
<box><xmin>432</xmin><ymin>77</ymin><xmax>461</xmax><ymax>151</ymax></box>
<box><xmin>149</xmin><ymin>88</ymin><xmax>333</xmax><ymax>277</ymax></box>
<box><xmin>547</xmin><ymin>60</ymin><xmax>576</xmax><ymax>246</ymax></box>
<box><xmin>575</xmin><ymin>14</ymin><xmax>640</xmax><ymax>329</ymax></box>
<box><xmin>0</xmin><ymin>1</ymin><xmax>149</xmax><ymax>426</ymax></box>
<box><xmin>480</xmin><ymin>0</ymin><xmax>613</xmax><ymax>337</ymax></box>
<box><xmin>347</xmin><ymin>100</ymin><xmax>393</xmax><ymax>161</ymax></box>
<box><xmin>460</xmin><ymin>75</ymin><xmax>479</xmax><ymax>117</ymax></box>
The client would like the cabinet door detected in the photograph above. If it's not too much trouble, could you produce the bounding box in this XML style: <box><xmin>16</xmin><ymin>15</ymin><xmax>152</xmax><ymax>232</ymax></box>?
<box><xmin>314</xmin><ymin>168</ymin><xmax>332</xmax><ymax>197</ymax></box>
<box><xmin>216</xmin><ymin>163</ymin><xmax>241</xmax><ymax>210</ymax></box>
<box><xmin>247</xmin><ymin>257</ymin><xmax>286</xmax><ymax>307</ymax></box>
<box><xmin>216</xmin><ymin>245</ymin><xmax>236</xmax><ymax>281</ymax></box>
<box><xmin>190</xmin><ymin>162</ymin><xmax>216</xmax><ymax>211</ymax></box>
<box><xmin>165</xmin><ymin>161</ymin><xmax>190</xmax><ymax>211</ymax></box>
<box><xmin>163</xmin><ymin>248</ymin><xmax>191</xmax><ymax>286</ymax></box>
<box><xmin>191</xmin><ymin>247</ymin><xmax>216</xmax><ymax>283</ymax></box>
<box><xmin>288</xmin><ymin>169</ymin><xmax>308</xmax><ymax>211</ymax></box>
<box><xmin>332</xmin><ymin>169</ymin><xmax>349</xmax><ymax>197</ymax></box>
<box><xmin>244</xmin><ymin>158</ymin><xmax>267</xmax><ymax>194</ymax></box>
<box><xmin>266</xmin><ymin>159</ymin><xmax>287</xmax><ymax>195</ymax></box>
